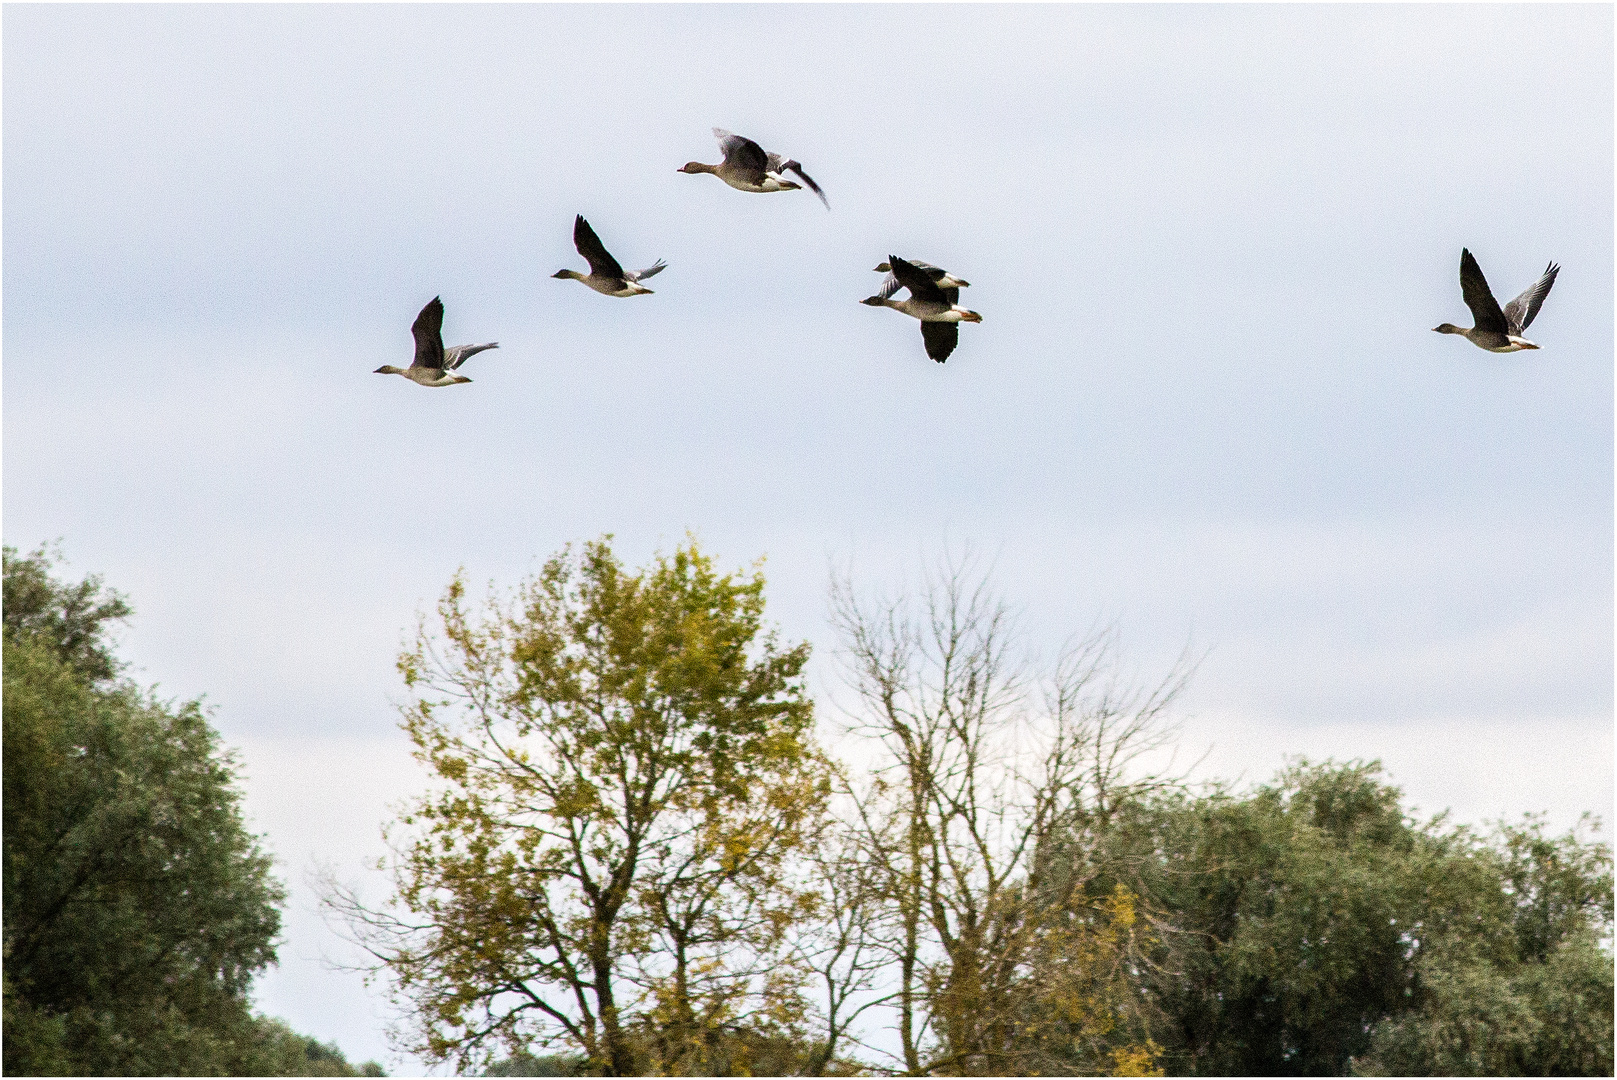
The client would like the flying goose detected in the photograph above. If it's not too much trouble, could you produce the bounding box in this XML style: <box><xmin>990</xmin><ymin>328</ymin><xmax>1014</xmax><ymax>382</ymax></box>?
<box><xmin>861</xmin><ymin>255</ymin><xmax>982</xmax><ymax>363</ymax></box>
<box><xmin>870</xmin><ymin>259</ymin><xmax>971</xmax><ymax>302</ymax></box>
<box><xmin>1433</xmin><ymin>249</ymin><xmax>1559</xmax><ymax>352</ymax></box>
<box><xmin>374</xmin><ymin>297</ymin><xmax>497</xmax><ymax>387</ymax></box>
<box><xmin>553</xmin><ymin>215</ymin><xmax>666</xmax><ymax>297</ymax></box>
<box><xmin>678</xmin><ymin>128</ymin><xmax>829</xmax><ymax>210</ymax></box>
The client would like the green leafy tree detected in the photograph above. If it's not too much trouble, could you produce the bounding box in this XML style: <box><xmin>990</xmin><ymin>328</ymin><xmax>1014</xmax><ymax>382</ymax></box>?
<box><xmin>3</xmin><ymin>544</ymin><xmax>385</xmax><ymax>1077</ymax></box>
<box><xmin>1076</xmin><ymin>760</ymin><xmax>1613</xmax><ymax>1077</ymax></box>
<box><xmin>1352</xmin><ymin>814</ymin><xmax>1613</xmax><ymax>1076</ymax></box>
<box><xmin>3</xmin><ymin>542</ymin><xmax>131</xmax><ymax>684</ymax></box>
<box><xmin>236</xmin><ymin>1017</ymin><xmax>389</xmax><ymax>1077</ymax></box>
<box><xmin>331</xmin><ymin>537</ymin><xmax>830</xmax><ymax>1076</ymax></box>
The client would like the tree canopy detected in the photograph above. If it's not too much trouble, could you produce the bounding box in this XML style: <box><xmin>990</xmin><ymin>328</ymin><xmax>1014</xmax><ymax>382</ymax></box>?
<box><xmin>1076</xmin><ymin>760</ymin><xmax>1613</xmax><ymax>1077</ymax></box>
<box><xmin>345</xmin><ymin>548</ymin><xmax>1613</xmax><ymax>1077</ymax></box>
<box><xmin>2</xmin><ymin>544</ymin><xmax>384</xmax><ymax>1077</ymax></box>
<box><xmin>333</xmin><ymin>537</ymin><xmax>831</xmax><ymax>1076</ymax></box>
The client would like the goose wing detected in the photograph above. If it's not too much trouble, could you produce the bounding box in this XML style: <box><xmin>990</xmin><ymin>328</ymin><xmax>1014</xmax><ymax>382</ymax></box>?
<box><xmin>889</xmin><ymin>256</ymin><xmax>947</xmax><ymax>305</ymax></box>
<box><xmin>874</xmin><ymin>260</ymin><xmax>945</xmax><ymax>300</ymax></box>
<box><xmin>411</xmin><ymin>297</ymin><xmax>446</xmax><ymax>370</ymax></box>
<box><xmin>714</xmin><ymin>128</ymin><xmax>769</xmax><ymax>180</ymax></box>
<box><xmin>920</xmin><ymin>321</ymin><xmax>958</xmax><ymax>363</ymax></box>
<box><xmin>625</xmin><ymin>260</ymin><xmax>667</xmax><ymax>283</ymax></box>
<box><xmin>766</xmin><ymin>151</ymin><xmax>828</xmax><ymax>208</ymax></box>
<box><xmin>1503</xmin><ymin>262</ymin><xmax>1559</xmax><ymax>334</ymax></box>
<box><xmin>444</xmin><ymin>342</ymin><xmax>499</xmax><ymax>371</ymax></box>
<box><xmin>1459</xmin><ymin>248</ymin><xmax>1509</xmax><ymax>335</ymax></box>
<box><xmin>574</xmin><ymin>215</ymin><xmax>625</xmax><ymax>280</ymax></box>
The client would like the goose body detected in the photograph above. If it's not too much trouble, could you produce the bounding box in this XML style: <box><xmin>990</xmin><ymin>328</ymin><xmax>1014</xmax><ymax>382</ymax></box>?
<box><xmin>861</xmin><ymin>255</ymin><xmax>981</xmax><ymax>363</ymax></box>
<box><xmin>679</xmin><ymin>128</ymin><xmax>829</xmax><ymax>209</ymax></box>
<box><xmin>871</xmin><ymin>260</ymin><xmax>971</xmax><ymax>301</ymax></box>
<box><xmin>1434</xmin><ymin>248</ymin><xmax>1559</xmax><ymax>352</ymax></box>
<box><xmin>553</xmin><ymin>215</ymin><xmax>666</xmax><ymax>297</ymax></box>
<box><xmin>374</xmin><ymin>297</ymin><xmax>497</xmax><ymax>387</ymax></box>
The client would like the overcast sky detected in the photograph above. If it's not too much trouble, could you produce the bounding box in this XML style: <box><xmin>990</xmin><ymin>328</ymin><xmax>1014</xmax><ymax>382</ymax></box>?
<box><xmin>5</xmin><ymin>4</ymin><xmax>1611</xmax><ymax>1073</ymax></box>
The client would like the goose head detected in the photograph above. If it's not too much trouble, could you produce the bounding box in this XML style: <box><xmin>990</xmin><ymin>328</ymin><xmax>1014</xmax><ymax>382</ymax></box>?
<box><xmin>553</xmin><ymin>269</ymin><xmax>582</xmax><ymax>280</ymax></box>
<box><xmin>374</xmin><ymin>365</ymin><xmax>405</xmax><ymax>375</ymax></box>
<box><xmin>1432</xmin><ymin>323</ymin><xmax>1464</xmax><ymax>335</ymax></box>
<box><xmin>678</xmin><ymin>161</ymin><xmax>714</xmax><ymax>174</ymax></box>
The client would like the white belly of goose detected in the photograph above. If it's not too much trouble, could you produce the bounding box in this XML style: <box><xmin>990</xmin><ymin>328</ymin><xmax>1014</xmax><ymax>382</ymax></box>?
<box><xmin>720</xmin><ymin>172</ymin><xmax>797</xmax><ymax>194</ymax></box>
<box><xmin>889</xmin><ymin>298</ymin><xmax>975</xmax><ymax>323</ymax></box>
<box><xmin>1490</xmin><ymin>336</ymin><xmax>1539</xmax><ymax>353</ymax></box>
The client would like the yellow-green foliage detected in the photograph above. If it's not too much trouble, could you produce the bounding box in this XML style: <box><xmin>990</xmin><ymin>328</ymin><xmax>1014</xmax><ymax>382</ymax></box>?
<box><xmin>374</xmin><ymin>537</ymin><xmax>830</xmax><ymax>1075</ymax></box>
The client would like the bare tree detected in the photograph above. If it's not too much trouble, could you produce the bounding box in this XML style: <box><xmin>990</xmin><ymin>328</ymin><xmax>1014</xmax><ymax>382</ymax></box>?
<box><xmin>825</xmin><ymin>550</ymin><xmax>1197</xmax><ymax>1075</ymax></box>
<box><xmin>785</xmin><ymin>795</ymin><xmax>907</xmax><ymax>1075</ymax></box>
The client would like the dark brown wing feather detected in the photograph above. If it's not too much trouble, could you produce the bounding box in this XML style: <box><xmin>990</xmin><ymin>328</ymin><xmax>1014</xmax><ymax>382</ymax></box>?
<box><xmin>889</xmin><ymin>256</ymin><xmax>947</xmax><ymax>305</ymax></box>
<box><xmin>921</xmin><ymin>321</ymin><xmax>958</xmax><ymax>363</ymax></box>
<box><xmin>574</xmin><ymin>215</ymin><xmax>625</xmax><ymax>280</ymax></box>
<box><xmin>411</xmin><ymin>297</ymin><xmax>446</xmax><ymax>370</ymax></box>
<box><xmin>716</xmin><ymin>129</ymin><xmax>770</xmax><ymax>175</ymax></box>
<box><xmin>1459</xmin><ymin>248</ymin><xmax>1508</xmax><ymax>335</ymax></box>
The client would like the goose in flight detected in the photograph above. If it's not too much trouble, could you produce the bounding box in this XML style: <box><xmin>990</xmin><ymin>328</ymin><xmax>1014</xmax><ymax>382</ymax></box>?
<box><xmin>553</xmin><ymin>215</ymin><xmax>666</xmax><ymax>297</ymax></box>
<box><xmin>678</xmin><ymin>128</ymin><xmax>829</xmax><ymax>209</ymax></box>
<box><xmin>1433</xmin><ymin>249</ymin><xmax>1559</xmax><ymax>352</ymax></box>
<box><xmin>374</xmin><ymin>297</ymin><xmax>497</xmax><ymax>387</ymax></box>
<box><xmin>870</xmin><ymin>259</ymin><xmax>971</xmax><ymax>301</ymax></box>
<box><xmin>861</xmin><ymin>255</ymin><xmax>981</xmax><ymax>363</ymax></box>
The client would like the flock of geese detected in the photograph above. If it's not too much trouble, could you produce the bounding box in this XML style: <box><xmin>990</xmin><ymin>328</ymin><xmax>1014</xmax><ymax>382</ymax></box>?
<box><xmin>373</xmin><ymin>127</ymin><xmax>1560</xmax><ymax>388</ymax></box>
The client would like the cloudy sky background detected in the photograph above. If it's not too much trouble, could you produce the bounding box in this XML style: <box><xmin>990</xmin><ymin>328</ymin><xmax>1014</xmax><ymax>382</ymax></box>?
<box><xmin>5</xmin><ymin>4</ymin><xmax>1612</xmax><ymax>1072</ymax></box>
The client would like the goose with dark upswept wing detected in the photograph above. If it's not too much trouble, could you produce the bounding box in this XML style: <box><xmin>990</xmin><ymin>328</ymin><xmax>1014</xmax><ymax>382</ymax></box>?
<box><xmin>553</xmin><ymin>215</ymin><xmax>666</xmax><ymax>297</ymax></box>
<box><xmin>861</xmin><ymin>256</ymin><xmax>982</xmax><ymax>363</ymax></box>
<box><xmin>678</xmin><ymin>128</ymin><xmax>829</xmax><ymax>210</ymax></box>
<box><xmin>869</xmin><ymin>259</ymin><xmax>971</xmax><ymax>301</ymax></box>
<box><xmin>1433</xmin><ymin>248</ymin><xmax>1560</xmax><ymax>352</ymax></box>
<box><xmin>374</xmin><ymin>297</ymin><xmax>497</xmax><ymax>387</ymax></box>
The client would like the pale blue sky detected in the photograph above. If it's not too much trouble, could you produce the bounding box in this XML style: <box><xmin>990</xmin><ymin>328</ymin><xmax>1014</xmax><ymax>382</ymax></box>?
<box><xmin>5</xmin><ymin>4</ymin><xmax>1611</xmax><ymax>1072</ymax></box>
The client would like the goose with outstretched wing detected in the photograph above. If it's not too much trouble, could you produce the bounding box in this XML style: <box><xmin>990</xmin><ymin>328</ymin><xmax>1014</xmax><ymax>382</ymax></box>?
<box><xmin>870</xmin><ymin>259</ymin><xmax>971</xmax><ymax>302</ymax></box>
<box><xmin>861</xmin><ymin>256</ymin><xmax>981</xmax><ymax>363</ymax></box>
<box><xmin>374</xmin><ymin>297</ymin><xmax>497</xmax><ymax>387</ymax></box>
<box><xmin>553</xmin><ymin>215</ymin><xmax>666</xmax><ymax>297</ymax></box>
<box><xmin>679</xmin><ymin>128</ymin><xmax>829</xmax><ymax>210</ymax></box>
<box><xmin>1434</xmin><ymin>249</ymin><xmax>1559</xmax><ymax>352</ymax></box>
